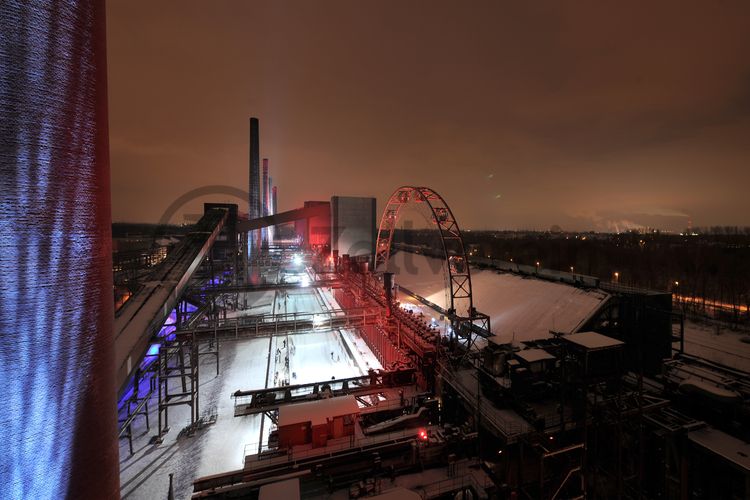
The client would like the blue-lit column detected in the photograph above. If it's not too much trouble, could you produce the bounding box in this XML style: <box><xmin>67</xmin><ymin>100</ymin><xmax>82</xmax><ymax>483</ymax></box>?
<box><xmin>0</xmin><ymin>1</ymin><xmax>119</xmax><ymax>499</ymax></box>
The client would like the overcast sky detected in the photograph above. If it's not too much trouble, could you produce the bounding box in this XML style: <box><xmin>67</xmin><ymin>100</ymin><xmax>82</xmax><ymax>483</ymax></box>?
<box><xmin>107</xmin><ymin>1</ymin><xmax>750</xmax><ymax>231</ymax></box>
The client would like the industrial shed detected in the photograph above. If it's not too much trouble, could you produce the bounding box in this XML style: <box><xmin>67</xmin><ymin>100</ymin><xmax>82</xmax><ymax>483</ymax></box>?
<box><xmin>278</xmin><ymin>395</ymin><xmax>360</xmax><ymax>448</ymax></box>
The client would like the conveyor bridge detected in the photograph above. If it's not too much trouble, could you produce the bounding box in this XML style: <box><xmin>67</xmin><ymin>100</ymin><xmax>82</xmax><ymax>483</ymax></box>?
<box><xmin>114</xmin><ymin>208</ymin><xmax>228</xmax><ymax>395</ymax></box>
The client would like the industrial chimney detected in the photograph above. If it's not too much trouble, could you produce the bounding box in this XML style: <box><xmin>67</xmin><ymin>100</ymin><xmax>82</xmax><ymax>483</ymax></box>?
<box><xmin>249</xmin><ymin>117</ymin><xmax>261</xmax><ymax>255</ymax></box>
<box><xmin>268</xmin><ymin>175</ymin><xmax>274</xmax><ymax>244</ymax></box>
<box><xmin>0</xmin><ymin>1</ymin><xmax>119</xmax><ymax>498</ymax></box>
<box><xmin>262</xmin><ymin>158</ymin><xmax>269</xmax><ymax>248</ymax></box>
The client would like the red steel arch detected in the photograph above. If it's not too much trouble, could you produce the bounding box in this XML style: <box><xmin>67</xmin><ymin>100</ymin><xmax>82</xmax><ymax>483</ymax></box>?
<box><xmin>375</xmin><ymin>186</ymin><xmax>475</xmax><ymax>320</ymax></box>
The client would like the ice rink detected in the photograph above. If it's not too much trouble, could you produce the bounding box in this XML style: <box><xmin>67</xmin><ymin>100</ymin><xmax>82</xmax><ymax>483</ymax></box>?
<box><xmin>119</xmin><ymin>280</ymin><xmax>381</xmax><ymax>500</ymax></box>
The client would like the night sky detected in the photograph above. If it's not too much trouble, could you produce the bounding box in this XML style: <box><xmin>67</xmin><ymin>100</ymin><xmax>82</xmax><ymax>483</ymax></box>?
<box><xmin>107</xmin><ymin>1</ymin><xmax>750</xmax><ymax>232</ymax></box>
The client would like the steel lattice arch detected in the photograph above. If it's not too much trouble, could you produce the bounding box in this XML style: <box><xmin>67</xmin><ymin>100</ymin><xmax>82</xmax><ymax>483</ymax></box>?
<box><xmin>374</xmin><ymin>186</ymin><xmax>490</xmax><ymax>343</ymax></box>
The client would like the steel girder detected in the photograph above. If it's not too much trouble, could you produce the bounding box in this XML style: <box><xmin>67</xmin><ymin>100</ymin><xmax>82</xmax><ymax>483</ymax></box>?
<box><xmin>374</xmin><ymin>187</ymin><xmax>483</xmax><ymax>331</ymax></box>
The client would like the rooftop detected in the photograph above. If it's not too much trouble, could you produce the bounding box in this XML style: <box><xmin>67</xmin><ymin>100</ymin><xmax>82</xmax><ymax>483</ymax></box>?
<box><xmin>278</xmin><ymin>394</ymin><xmax>360</xmax><ymax>427</ymax></box>
<box><xmin>689</xmin><ymin>427</ymin><xmax>750</xmax><ymax>472</ymax></box>
<box><xmin>563</xmin><ymin>331</ymin><xmax>624</xmax><ymax>350</ymax></box>
<box><xmin>516</xmin><ymin>348</ymin><xmax>556</xmax><ymax>364</ymax></box>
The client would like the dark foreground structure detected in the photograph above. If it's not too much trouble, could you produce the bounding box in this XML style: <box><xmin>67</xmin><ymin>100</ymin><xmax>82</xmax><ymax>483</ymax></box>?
<box><xmin>0</xmin><ymin>1</ymin><xmax>119</xmax><ymax>499</ymax></box>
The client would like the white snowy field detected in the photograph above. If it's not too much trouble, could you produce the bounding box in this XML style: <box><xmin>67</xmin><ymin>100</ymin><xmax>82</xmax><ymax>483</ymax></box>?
<box><xmin>220</xmin><ymin>274</ymin><xmax>339</xmax><ymax>321</ymax></box>
<box><xmin>679</xmin><ymin>319</ymin><xmax>750</xmax><ymax>372</ymax></box>
<box><xmin>119</xmin><ymin>268</ymin><xmax>385</xmax><ymax>499</ymax></box>
<box><xmin>119</xmin><ymin>337</ymin><xmax>270</xmax><ymax>500</ymax></box>
<box><xmin>383</xmin><ymin>252</ymin><xmax>609</xmax><ymax>344</ymax></box>
<box><xmin>223</xmin><ymin>290</ymin><xmax>275</xmax><ymax>318</ymax></box>
<box><xmin>119</xmin><ymin>330</ymin><xmax>382</xmax><ymax>500</ymax></box>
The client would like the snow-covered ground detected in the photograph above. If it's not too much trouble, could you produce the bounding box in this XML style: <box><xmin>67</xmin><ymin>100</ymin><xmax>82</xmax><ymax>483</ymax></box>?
<box><xmin>383</xmin><ymin>252</ymin><xmax>608</xmax><ymax>344</ymax></box>
<box><xmin>119</xmin><ymin>280</ymin><xmax>382</xmax><ymax>499</ymax></box>
<box><xmin>223</xmin><ymin>290</ymin><xmax>275</xmax><ymax>318</ymax></box>
<box><xmin>679</xmin><ymin>319</ymin><xmax>750</xmax><ymax>372</ymax></box>
<box><xmin>119</xmin><ymin>337</ymin><xmax>270</xmax><ymax>500</ymax></box>
<box><xmin>273</xmin><ymin>288</ymin><xmax>326</xmax><ymax>315</ymax></box>
<box><xmin>220</xmin><ymin>270</ymin><xmax>336</xmax><ymax>320</ymax></box>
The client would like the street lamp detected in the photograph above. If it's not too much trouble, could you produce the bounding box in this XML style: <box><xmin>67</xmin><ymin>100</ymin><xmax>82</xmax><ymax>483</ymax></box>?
<box><xmin>570</xmin><ymin>266</ymin><xmax>574</xmax><ymax>273</ymax></box>
<box><xmin>613</xmin><ymin>271</ymin><xmax>619</xmax><ymax>283</ymax></box>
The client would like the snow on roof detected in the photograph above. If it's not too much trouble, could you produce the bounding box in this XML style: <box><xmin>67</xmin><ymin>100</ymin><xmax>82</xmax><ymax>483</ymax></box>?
<box><xmin>278</xmin><ymin>395</ymin><xmax>359</xmax><ymax>427</ymax></box>
<box><xmin>384</xmin><ymin>252</ymin><xmax>609</xmax><ymax>344</ymax></box>
<box><xmin>517</xmin><ymin>348</ymin><xmax>556</xmax><ymax>364</ymax></box>
<box><xmin>563</xmin><ymin>331</ymin><xmax>624</xmax><ymax>350</ymax></box>
<box><xmin>689</xmin><ymin>427</ymin><xmax>750</xmax><ymax>472</ymax></box>
<box><xmin>259</xmin><ymin>478</ymin><xmax>300</xmax><ymax>500</ymax></box>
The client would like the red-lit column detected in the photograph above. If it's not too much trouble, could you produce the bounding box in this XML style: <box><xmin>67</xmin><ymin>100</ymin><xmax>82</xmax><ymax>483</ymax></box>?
<box><xmin>0</xmin><ymin>1</ymin><xmax>119</xmax><ymax>498</ymax></box>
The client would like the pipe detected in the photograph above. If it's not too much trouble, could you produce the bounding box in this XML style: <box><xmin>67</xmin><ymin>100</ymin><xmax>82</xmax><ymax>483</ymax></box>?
<box><xmin>0</xmin><ymin>1</ymin><xmax>119</xmax><ymax>498</ymax></box>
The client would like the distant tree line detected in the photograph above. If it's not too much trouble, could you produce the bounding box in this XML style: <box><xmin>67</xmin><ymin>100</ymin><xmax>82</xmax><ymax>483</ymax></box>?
<box><xmin>394</xmin><ymin>229</ymin><xmax>750</xmax><ymax>325</ymax></box>
<box><xmin>112</xmin><ymin>222</ymin><xmax>191</xmax><ymax>239</ymax></box>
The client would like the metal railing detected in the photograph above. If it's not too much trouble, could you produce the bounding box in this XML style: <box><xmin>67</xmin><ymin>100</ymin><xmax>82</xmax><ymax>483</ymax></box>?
<box><xmin>242</xmin><ymin>428</ymin><xmax>420</xmax><ymax>468</ymax></box>
<box><xmin>439</xmin><ymin>362</ymin><xmax>528</xmax><ymax>440</ymax></box>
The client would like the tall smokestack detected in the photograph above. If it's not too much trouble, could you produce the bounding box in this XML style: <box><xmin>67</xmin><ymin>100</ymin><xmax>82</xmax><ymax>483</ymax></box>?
<box><xmin>271</xmin><ymin>186</ymin><xmax>279</xmax><ymax>244</ymax></box>
<box><xmin>1</xmin><ymin>1</ymin><xmax>119</xmax><ymax>498</ymax></box>
<box><xmin>268</xmin><ymin>176</ymin><xmax>273</xmax><ymax>214</ymax></box>
<box><xmin>267</xmin><ymin>175</ymin><xmax>274</xmax><ymax>245</ymax></box>
<box><xmin>249</xmin><ymin>117</ymin><xmax>260</xmax><ymax>257</ymax></box>
<box><xmin>262</xmin><ymin>158</ymin><xmax>269</xmax><ymax>248</ymax></box>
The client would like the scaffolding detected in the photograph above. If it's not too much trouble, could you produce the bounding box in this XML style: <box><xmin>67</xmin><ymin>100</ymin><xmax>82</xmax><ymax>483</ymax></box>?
<box><xmin>156</xmin><ymin>328</ymin><xmax>219</xmax><ymax>440</ymax></box>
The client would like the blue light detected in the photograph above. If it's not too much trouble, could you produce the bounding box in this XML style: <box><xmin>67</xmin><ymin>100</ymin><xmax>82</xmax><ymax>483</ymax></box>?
<box><xmin>1</xmin><ymin>2</ymin><xmax>117</xmax><ymax>497</ymax></box>
<box><xmin>146</xmin><ymin>343</ymin><xmax>160</xmax><ymax>357</ymax></box>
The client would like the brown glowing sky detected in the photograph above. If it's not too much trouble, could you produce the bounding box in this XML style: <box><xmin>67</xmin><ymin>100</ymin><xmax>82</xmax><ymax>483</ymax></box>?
<box><xmin>107</xmin><ymin>1</ymin><xmax>750</xmax><ymax>232</ymax></box>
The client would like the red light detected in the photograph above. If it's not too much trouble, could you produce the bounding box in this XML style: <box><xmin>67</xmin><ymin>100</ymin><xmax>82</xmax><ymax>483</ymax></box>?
<box><xmin>418</xmin><ymin>429</ymin><xmax>428</xmax><ymax>440</ymax></box>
